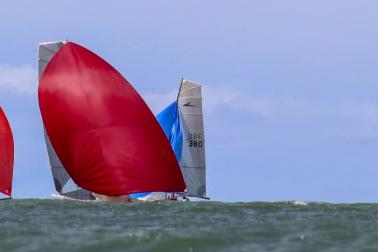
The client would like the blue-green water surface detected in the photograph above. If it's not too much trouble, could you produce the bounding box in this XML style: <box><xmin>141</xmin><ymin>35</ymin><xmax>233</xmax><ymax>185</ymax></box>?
<box><xmin>0</xmin><ymin>200</ymin><xmax>378</xmax><ymax>251</ymax></box>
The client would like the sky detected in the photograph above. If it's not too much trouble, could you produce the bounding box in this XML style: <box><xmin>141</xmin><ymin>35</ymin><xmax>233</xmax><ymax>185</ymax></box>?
<box><xmin>0</xmin><ymin>1</ymin><xmax>377</xmax><ymax>202</ymax></box>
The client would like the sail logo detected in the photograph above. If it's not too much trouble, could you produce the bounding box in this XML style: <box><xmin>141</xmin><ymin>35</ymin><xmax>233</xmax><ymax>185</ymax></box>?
<box><xmin>183</xmin><ymin>101</ymin><xmax>196</xmax><ymax>107</ymax></box>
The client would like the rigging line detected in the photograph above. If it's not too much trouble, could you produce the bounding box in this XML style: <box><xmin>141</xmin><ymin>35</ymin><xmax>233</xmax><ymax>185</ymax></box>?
<box><xmin>176</xmin><ymin>78</ymin><xmax>184</xmax><ymax>103</ymax></box>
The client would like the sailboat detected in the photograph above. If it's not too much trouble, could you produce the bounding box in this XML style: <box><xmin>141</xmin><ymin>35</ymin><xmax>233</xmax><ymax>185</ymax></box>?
<box><xmin>131</xmin><ymin>79</ymin><xmax>208</xmax><ymax>201</ymax></box>
<box><xmin>38</xmin><ymin>41</ymin><xmax>186</xmax><ymax>201</ymax></box>
<box><xmin>0</xmin><ymin>107</ymin><xmax>14</xmax><ymax>200</ymax></box>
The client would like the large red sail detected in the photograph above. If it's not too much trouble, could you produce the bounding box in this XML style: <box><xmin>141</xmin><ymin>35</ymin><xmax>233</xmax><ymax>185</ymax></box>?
<box><xmin>38</xmin><ymin>42</ymin><xmax>186</xmax><ymax>196</ymax></box>
<box><xmin>0</xmin><ymin>107</ymin><xmax>14</xmax><ymax>197</ymax></box>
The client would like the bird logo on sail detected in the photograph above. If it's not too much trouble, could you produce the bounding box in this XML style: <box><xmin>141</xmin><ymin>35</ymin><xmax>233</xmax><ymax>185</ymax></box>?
<box><xmin>183</xmin><ymin>101</ymin><xmax>195</xmax><ymax>107</ymax></box>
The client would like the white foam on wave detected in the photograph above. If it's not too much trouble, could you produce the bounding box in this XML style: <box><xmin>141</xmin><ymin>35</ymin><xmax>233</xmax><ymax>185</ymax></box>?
<box><xmin>289</xmin><ymin>200</ymin><xmax>308</xmax><ymax>206</ymax></box>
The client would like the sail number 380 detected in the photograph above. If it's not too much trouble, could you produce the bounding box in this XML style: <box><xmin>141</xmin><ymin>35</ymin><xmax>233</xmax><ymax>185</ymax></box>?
<box><xmin>188</xmin><ymin>133</ymin><xmax>204</xmax><ymax>148</ymax></box>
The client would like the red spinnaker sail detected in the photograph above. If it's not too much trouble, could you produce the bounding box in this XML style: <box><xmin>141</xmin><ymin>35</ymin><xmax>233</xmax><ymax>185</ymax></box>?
<box><xmin>0</xmin><ymin>107</ymin><xmax>14</xmax><ymax>197</ymax></box>
<box><xmin>38</xmin><ymin>42</ymin><xmax>186</xmax><ymax>196</ymax></box>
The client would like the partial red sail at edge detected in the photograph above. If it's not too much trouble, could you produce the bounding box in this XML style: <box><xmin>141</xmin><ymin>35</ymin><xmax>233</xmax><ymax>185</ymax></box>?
<box><xmin>38</xmin><ymin>42</ymin><xmax>186</xmax><ymax>196</ymax></box>
<box><xmin>0</xmin><ymin>107</ymin><xmax>14</xmax><ymax>197</ymax></box>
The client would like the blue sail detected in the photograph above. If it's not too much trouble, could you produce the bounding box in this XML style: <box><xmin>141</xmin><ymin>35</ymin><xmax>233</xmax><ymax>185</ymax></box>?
<box><xmin>130</xmin><ymin>101</ymin><xmax>183</xmax><ymax>199</ymax></box>
<box><xmin>156</xmin><ymin>101</ymin><xmax>183</xmax><ymax>162</ymax></box>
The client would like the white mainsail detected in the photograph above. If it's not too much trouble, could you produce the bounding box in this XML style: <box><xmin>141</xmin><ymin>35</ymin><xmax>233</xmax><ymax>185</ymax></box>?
<box><xmin>178</xmin><ymin>80</ymin><xmax>207</xmax><ymax>198</ymax></box>
<box><xmin>38</xmin><ymin>41</ymin><xmax>94</xmax><ymax>200</ymax></box>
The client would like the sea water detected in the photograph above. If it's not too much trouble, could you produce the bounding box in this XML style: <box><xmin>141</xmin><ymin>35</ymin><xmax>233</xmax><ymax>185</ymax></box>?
<box><xmin>0</xmin><ymin>200</ymin><xmax>377</xmax><ymax>251</ymax></box>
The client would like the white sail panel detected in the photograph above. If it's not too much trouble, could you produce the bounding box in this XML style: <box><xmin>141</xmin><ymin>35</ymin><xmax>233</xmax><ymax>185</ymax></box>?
<box><xmin>137</xmin><ymin>192</ymin><xmax>167</xmax><ymax>201</ymax></box>
<box><xmin>178</xmin><ymin>80</ymin><xmax>207</xmax><ymax>198</ymax></box>
<box><xmin>38</xmin><ymin>41</ymin><xmax>94</xmax><ymax>200</ymax></box>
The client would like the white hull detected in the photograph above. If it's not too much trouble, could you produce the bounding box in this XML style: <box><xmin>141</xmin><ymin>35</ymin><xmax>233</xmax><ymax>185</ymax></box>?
<box><xmin>51</xmin><ymin>192</ymin><xmax>193</xmax><ymax>203</ymax></box>
<box><xmin>51</xmin><ymin>192</ymin><xmax>99</xmax><ymax>202</ymax></box>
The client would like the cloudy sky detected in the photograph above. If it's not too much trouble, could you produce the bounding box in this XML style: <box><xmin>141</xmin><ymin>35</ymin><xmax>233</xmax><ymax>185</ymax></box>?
<box><xmin>0</xmin><ymin>1</ymin><xmax>377</xmax><ymax>202</ymax></box>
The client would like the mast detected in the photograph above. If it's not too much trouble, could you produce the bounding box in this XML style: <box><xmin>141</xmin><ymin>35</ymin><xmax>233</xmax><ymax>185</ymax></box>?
<box><xmin>176</xmin><ymin>78</ymin><xmax>184</xmax><ymax>103</ymax></box>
